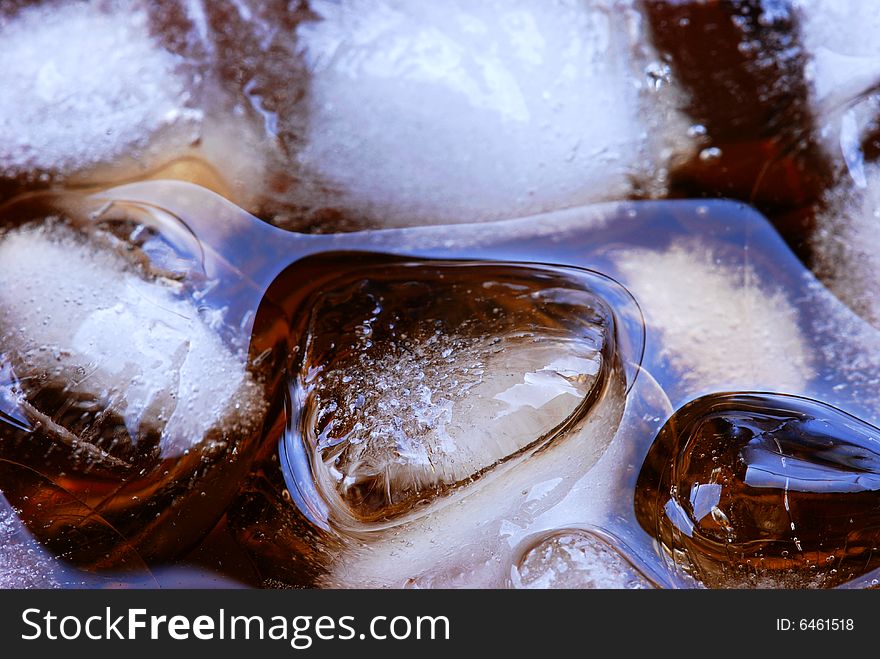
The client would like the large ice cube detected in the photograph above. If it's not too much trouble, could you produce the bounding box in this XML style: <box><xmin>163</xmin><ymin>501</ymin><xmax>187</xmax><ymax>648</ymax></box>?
<box><xmin>0</xmin><ymin>1</ymin><xmax>201</xmax><ymax>182</ymax></box>
<box><xmin>288</xmin><ymin>0</ymin><xmax>694</xmax><ymax>227</ymax></box>
<box><xmin>7</xmin><ymin>1</ymin><xmax>694</xmax><ymax>230</ymax></box>
<box><xmin>311</xmin><ymin>199</ymin><xmax>840</xmax><ymax>588</ymax></box>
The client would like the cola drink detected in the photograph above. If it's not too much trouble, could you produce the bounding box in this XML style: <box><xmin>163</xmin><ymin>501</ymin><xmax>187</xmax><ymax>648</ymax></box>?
<box><xmin>2</xmin><ymin>0</ymin><xmax>880</xmax><ymax>590</ymax></box>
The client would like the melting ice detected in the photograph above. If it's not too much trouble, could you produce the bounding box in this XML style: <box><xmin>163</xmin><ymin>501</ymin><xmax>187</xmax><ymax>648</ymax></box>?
<box><xmin>292</xmin><ymin>0</ymin><xmax>694</xmax><ymax>226</ymax></box>
<box><xmin>0</xmin><ymin>221</ymin><xmax>263</xmax><ymax>458</ymax></box>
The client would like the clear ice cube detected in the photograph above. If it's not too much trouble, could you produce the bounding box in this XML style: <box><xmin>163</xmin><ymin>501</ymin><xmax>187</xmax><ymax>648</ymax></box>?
<box><xmin>283</xmin><ymin>258</ymin><xmax>621</xmax><ymax>531</ymax></box>
<box><xmin>635</xmin><ymin>392</ymin><xmax>880</xmax><ymax>588</ymax></box>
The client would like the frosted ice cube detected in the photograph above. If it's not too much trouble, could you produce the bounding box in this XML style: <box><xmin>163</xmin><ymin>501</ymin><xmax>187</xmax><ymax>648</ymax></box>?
<box><xmin>511</xmin><ymin>529</ymin><xmax>652</xmax><ymax>589</ymax></box>
<box><xmin>0</xmin><ymin>221</ymin><xmax>262</xmax><ymax>458</ymax></box>
<box><xmin>289</xmin><ymin>0</ymin><xmax>694</xmax><ymax>227</ymax></box>
<box><xmin>796</xmin><ymin>1</ymin><xmax>880</xmax><ymax>106</ymax></box>
<box><xmin>0</xmin><ymin>1</ymin><xmax>201</xmax><ymax>181</ymax></box>
<box><xmin>795</xmin><ymin>1</ymin><xmax>880</xmax><ymax>165</ymax></box>
<box><xmin>812</xmin><ymin>163</ymin><xmax>880</xmax><ymax>329</ymax></box>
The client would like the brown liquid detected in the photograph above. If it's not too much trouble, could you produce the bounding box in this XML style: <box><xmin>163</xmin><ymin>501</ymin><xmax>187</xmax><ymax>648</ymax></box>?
<box><xmin>643</xmin><ymin>0</ymin><xmax>833</xmax><ymax>261</ymax></box>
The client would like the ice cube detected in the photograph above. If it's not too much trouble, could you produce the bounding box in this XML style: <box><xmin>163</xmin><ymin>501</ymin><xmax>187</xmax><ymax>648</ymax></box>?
<box><xmin>794</xmin><ymin>4</ymin><xmax>880</xmax><ymax>329</ymax></box>
<box><xmin>285</xmin><ymin>258</ymin><xmax>616</xmax><ymax>530</ymax></box>
<box><xmin>812</xmin><ymin>163</ymin><xmax>880</xmax><ymax>328</ymax></box>
<box><xmin>795</xmin><ymin>5</ymin><xmax>880</xmax><ymax>331</ymax></box>
<box><xmin>511</xmin><ymin>529</ymin><xmax>653</xmax><ymax>589</ymax></box>
<box><xmin>635</xmin><ymin>392</ymin><xmax>880</xmax><ymax>588</ymax></box>
<box><xmin>796</xmin><ymin>0</ymin><xmax>880</xmax><ymax>108</ymax></box>
<box><xmin>286</xmin><ymin>0</ymin><xmax>694</xmax><ymax>227</ymax></box>
<box><xmin>0</xmin><ymin>1</ymin><xmax>202</xmax><ymax>184</ymax></box>
<box><xmin>0</xmin><ymin>221</ymin><xmax>263</xmax><ymax>458</ymax></box>
<box><xmin>795</xmin><ymin>1</ymin><xmax>880</xmax><ymax>166</ymax></box>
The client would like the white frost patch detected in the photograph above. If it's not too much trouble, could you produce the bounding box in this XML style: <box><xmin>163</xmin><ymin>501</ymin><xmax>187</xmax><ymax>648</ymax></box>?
<box><xmin>812</xmin><ymin>163</ymin><xmax>880</xmax><ymax>329</ymax></box>
<box><xmin>614</xmin><ymin>241</ymin><xmax>812</xmax><ymax>394</ymax></box>
<box><xmin>0</xmin><ymin>1</ymin><xmax>201</xmax><ymax>177</ymax></box>
<box><xmin>295</xmin><ymin>0</ymin><xmax>693</xmax><ymax>226</ymax></box>
<box><xmin>0</xmin><ymin>223</ymin><xmax>260</xmax><ymax>456</ymax></box>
